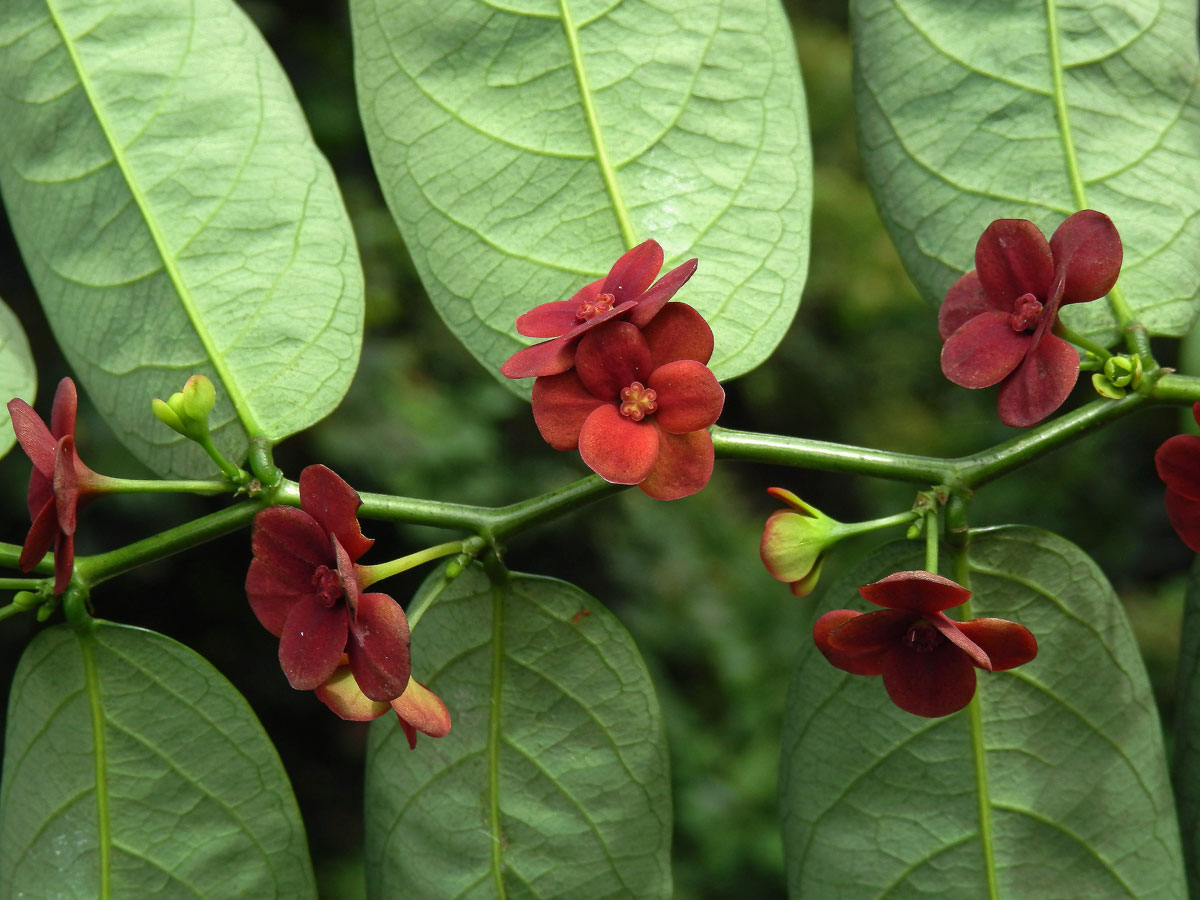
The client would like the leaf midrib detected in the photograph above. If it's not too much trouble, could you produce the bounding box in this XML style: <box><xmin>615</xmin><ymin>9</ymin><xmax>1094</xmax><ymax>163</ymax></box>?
<box><xmin>79</xmin><ymin>633</ymin><xmax>111</xmax><ymax>900</ymax></box>
<box><xmin>43</xmin><ymin>0</ymin><xmax>263</xmax><ymax>436</ymax></box>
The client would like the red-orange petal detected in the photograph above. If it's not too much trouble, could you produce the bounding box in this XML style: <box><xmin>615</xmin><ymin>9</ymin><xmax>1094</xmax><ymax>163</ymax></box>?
<box><xmin>531</xmin><ymin>370</ymin><xmax>605</xmax><ymax>450</ymax></box>
<box><xmin>315</xmin><ymin>665</ymin><xmax>391</xmax><ymax>721</ymax></box>
<box><xmin>500</xmin><ymin>337</ymin><xmax>576</xmax><ymax>379</ymax></box>
<box><xmin>642</xmin><ymin>303</ymin><xmax>715</xmax><ymax>368</ymax></box>
<box><xmin>575</xmin><ymin>322</ymin><xmax>653</xmax><ymax>400</ymax></box>
<box><xmin>578</xmin><ymin>405</ymin><xmax>658</xmax><ymax>485</ymax></box>
<box><xmin>649</xmin><ymin>360</ymin><xmax>724</xmax><ymax>434</ymax></box>
<box><xmin>391</xmin><ymin>678</ymin><xmax>452</xmax><ymax>749</ymax></box>
<box><xmin>603</xmin><ymin>240</ymin><xmax>663</xmax><ymax>303</ymax></box>
<box><xmin>638</xmin><ymin>425</ymin><xmax>713</xmax><ymax>500</ymax></box>
<box><xmin>516</xmin><ymin>301</ymin><xmax>581</xmax><ymax>338</ymax></box>
<box><xmin>629</xmin><ymin>259</ymin><xmax>699</xmax><ymax>328</ymax></box>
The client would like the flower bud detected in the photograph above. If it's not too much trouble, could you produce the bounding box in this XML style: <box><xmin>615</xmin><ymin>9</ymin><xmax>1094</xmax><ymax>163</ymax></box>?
<box><xmin>181</xmin><ymin>374</ymin><xmax>216</xmax><ymax>421</ymax></box>
<box><xmin>760</xmin><ymin>487</ymin><xmax>840</xmax><ymax>597</ymax></box>
<box><xmin>152</xmin><ymin>375</ymin><xmax>215</xmax><ymax>443</ymax></box>
<box><xmin>12</xmin><ymin>590</ymin><xmax>40</xmax><ymax>611</ymax></box>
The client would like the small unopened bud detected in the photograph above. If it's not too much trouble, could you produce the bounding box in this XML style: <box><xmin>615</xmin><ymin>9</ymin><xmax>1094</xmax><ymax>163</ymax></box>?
<box><xmin>180</xmin><ymin>375</ymin><xmax>216</xmax><ymax>421</ymax></box>
<box><xmin>152</xmin><ymin>375</ymin><xmax>215</xmax><ymax>442</ymax></box>
<box><xmin>12</xmin><ymin>590</ymin><xmax>40</xmax><ymax>611</ymax></box>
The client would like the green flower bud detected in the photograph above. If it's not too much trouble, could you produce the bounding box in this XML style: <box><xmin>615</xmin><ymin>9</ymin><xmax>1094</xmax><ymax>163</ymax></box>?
<box><xmin>12</xmin><ymin>590</ymin><xmax>40</xmax><ymax>611</ymax></box>
<box><xmin>760</xmin><ymin>488</ymin><xmax>840</xmax><ymax>598</ymax></box>
<box><xmin>181</xmin><ymin>374</ymin><xmax>216</xmax><ymax>421</ymax></box>
<box><xmin>1091</xmin><ymin>372</ymin><xmax>1126</xmax><ymax>400</ymax></box>
<box><xmin>152</xmin><ymin>397</ymin><xmax>187</xmax><ymax>434</ymax></box>
<box><xmin>152</xmin><ymin>375</ymin><xmax>215</xmax><ymax>443</ymax></box>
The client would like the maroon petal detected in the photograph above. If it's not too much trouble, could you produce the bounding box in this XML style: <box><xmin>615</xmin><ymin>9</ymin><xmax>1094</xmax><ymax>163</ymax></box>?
<box><xmin>882</xmin><ymin>642</ymin><xmax>978</xmax><ymax>717</ymax></box>
<box><xmin>975</xmin><ymin>219</ymin><xmax>1054</xmax><ymax>308</ymax></box>
<box><xmin>1165</xmin><ymin>489</ymin><xmax>1200</xmax><ymax>553</ymax></box>
<box><xmin>348</xmin><ymin>592</ymin><xmax>412</xmax><ymax>701</ymax></box>
<box><xmin>278</xmin><ymin>597</ymin><xmax>348</xmax><ymax>691</ymax></box>
<box><xmin>53</xmin><ymin>532</ymin><xmax>75</xmax><ymax>596</ymax></box>
<box><xmin>333</xmin><ymin>535</ymin><xmax>361</xmax><ymax>617</ymax></box>
<box><xmin>1049</xmin><ymin>210</ymin><xmax>1123</xmax><ymax>304</ymax></box>
<box><xmin>602</xmin><ymin>240</ymin><xmax>663</xmax><ymax>303</ymax></box>
<box><xmin>629</xmin><ymin>258</ymin><xmax>699</xmax><ymax>327</ymax></box>
<box><xmin>578</xmin><ymin>404</ymin><xmax>658</xmax><ymax>485</ymax></box>
<box><xmin>52</xmin><ymin>436</ymin><xmax>81</xmax><ymax>536</ymax></box>
<box><xmin>245</xmin><ymin>559</ymin><xmax>307</xmax><ymax>637</ymax></box>
<box><xmin>813</xmin><ymin>609</ymin><xmax>887</xmax><ymax>676</ymax></box>
<box><xmin>7</xmin><ymin>398</ymin><xmax>56</xmax><ymax>477</ymax></box>
<box><xmin>859</xmin><ymin>570</ymin><xmax>972</xmax><ymax>614</ymax></box>
<box><xmin>638</xmin><ymin>425</ymin><xmax>713</xmax><ymax>500</ymax></box>
<box><xmin>938</xmin><ymin>271</ymin><xmax>995</xmax><ymax>341</ymax></box>
<box><xmin>575</xmin><ymin>322</ymin><xmax>653</xmax><ymax>400</ymax></box>
<box><xmin>649</xmin><ymin>360</ymin><xmax>724</xmax><ymax>433</ymax></box>
<box><xmin>531</xmin><ymin>370</ymin><xmax>605</xmax><ymax>450</ymax></box>
<box><xmin>926</xmin><ymin>612</ymin><xmax>991</xmax><ymax>670</ymax></box>
<box><xmin>19</xmin><ymin>498</ymin><xmax>59</xmax><ymax>574</ymax></box>
<box><xmin>516</xmin><ymin>301</ymin><xmax>584</xmax><ymax>338</ymax></box>
<box><xmin>1155</xmin><ymin>434</ymin><xmax>1200</xmax><ymax>501</ymax></box>
<box><xmin>49</xmin><ymin>377</ymin><xmax>78</xmax><ymax>439</ymax></box>
<box><xmin>642</xmin><ymin>303</ymin><xmax>715</xmax><ymax>368</ymax></box>
<box><xmin>940</xmin><ymin>311</ymin><xmax>1030</xmax><ymax>388</ymax></box>
<box><xmin>500</xmin><ymin>337</ymin><xmax>577</xmax><ymax>379</ymax></box>
<box><xmin>298</xmin><ymin>465</ymin><xmax>373</xmax><ymax>562</ymax></box>
<box><xmin>825</xmin><ymin>607</ymin><xmax>917</xmax><ymax>654</ymax></box>
<box><xmin>252</xmin><ymin>506</ymin><xmax>330</xmax><ymax>573</ymax></box>
<box><xmin>957</xmin><ymin>618</ymin><xmax>1038</xmax><ymax>670</ymax></box>
<box><xmin>26</xmin><ymin>471</ymin><xmax>51</xmax><ymax>524</ymax></box>
<box><xmin>996</xmin><ymin>332</ymin><xmax>1080</xmax><ymax>427</ymax></box>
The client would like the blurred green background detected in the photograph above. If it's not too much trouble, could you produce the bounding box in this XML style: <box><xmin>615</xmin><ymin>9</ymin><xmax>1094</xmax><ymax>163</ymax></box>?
<box><xmin>0</xmin><ymin>2</ymin><xmax>1190</xmax><ymax>898</ymax></box>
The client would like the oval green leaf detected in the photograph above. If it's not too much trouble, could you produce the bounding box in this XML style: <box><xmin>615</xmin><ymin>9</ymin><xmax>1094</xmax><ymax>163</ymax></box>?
<box><xmin>365</xmin><ymin>563</ymin><xmax>672</xmax><ymax>899</ymax></box>
<box><xmin>1173</xmin><ymin>556</ymin><xmax>1200</xmax><ymax>894</ymax></box>
<box><xmin>853</xmin><ymin>0</ymin><xmax>1200</xmax><ymax>343</ymax></box>
<box><xmin>352</xmin><ymin>0</ymin><xmax>811</xmax><ymax>390</ymax></box>
<box><xmin>781</xmin><ymin>527</ymin><xmax>1184</xmax><ymax>898</ymax></box>
<box><xmin>0</xmin><ymin>296</ymin><xmax>37</xmax><ymax>459</ymax></box>
<box><xmin>0</xmin><ymin>0</ymin><xmax>364</xmax><ymax>477</ymax></box>
<box><xmin>0</xmin><ymin>621</ymin><xmax>316</xmax><ymax>900</ymax></box>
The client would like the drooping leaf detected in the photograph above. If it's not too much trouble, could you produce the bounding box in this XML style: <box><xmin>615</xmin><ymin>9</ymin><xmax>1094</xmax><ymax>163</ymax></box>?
<box><xmin>853</xmin><ymin>0</ymin><xmax>1200</xmax><ymax>344</ymax></box>
<box><xmin>781</xmin><ymin>527</ymin><xmax>1183</xmax><ymax>898</ymax></box>
<box><xmin>365</xmin><ymin>563</ymin><xmax>671</xmax><ymax>899</ymax></box>
<box><xmin>1173</xmin><ymin>556</ymin><xmax>1200</xmax><ymax>893</ymax></box>
<box><xmin>0</xmin><ymin>621</ymin><xmax>316</xmax><ymax>900</ymax></box>
<box><xmin>352</xmin><ymin>0</ymin><xmax>811</xmax><ymax>390</ymax></box>
<box><xmin>0</xmin><ymin>0</ymin><xmax>363</xmax><ymax>477</ymax></box>
<box><xmin>0</xmin><ymin>296</ymin><xmax>37</xmax><ymax>459</ymax></box>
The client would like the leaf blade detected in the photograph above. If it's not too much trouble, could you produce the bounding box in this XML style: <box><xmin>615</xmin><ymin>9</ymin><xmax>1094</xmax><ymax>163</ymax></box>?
<box><xmin>0</xmin><ymin>296</ymin><xmax>37</xmax><ymax>460</ymax></box>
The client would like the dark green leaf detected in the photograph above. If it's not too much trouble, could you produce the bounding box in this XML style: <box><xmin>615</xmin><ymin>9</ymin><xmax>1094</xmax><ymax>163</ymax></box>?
<box><xmin>0</xmin><ymin>296</ymin><xmax>37</xmax><ymax>459</ymax></box>
<box><xmin>365</xmin><ymin>563</ymin><xmax>671</xmax><ymax>899</ymax></box>
<box><xmin>781</xmin><ymin>527</ymin><xmax>1183</xmax><ymax>898</ymax></box>
<box><xmin>1173</xmin><ymin>556</ymin><xmax>1200</xmax><ymax>893</ymax></box>
<box><xmin>0</xmin><ymin>0</ymin><xmax>363</xmax><ymax>477</ymax></box>
<box><xmin>352</xmin><ymin>0</ymin><xmax>811</xmax><ymax>389</ymax></box>
<box><xmin>0</xmin><ymin>621</ymin><xmax>315</xmax><ymax>899</ymax></box>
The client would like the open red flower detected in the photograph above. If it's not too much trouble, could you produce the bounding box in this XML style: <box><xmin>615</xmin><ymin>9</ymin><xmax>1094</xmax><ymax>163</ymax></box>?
<box><xmin>814</xmin><ymin>570</ymin><xmax>1037</xmax><ymax>717</ymax></box>
<box><xmin>8</xmin><ymin>378</ymin><xmax>113</xmax><ymax>594</ymax></box>
<box><xmin>500</xmin><ymin>239</ymin><xmax>698</xmax><ymax>379</ymax></box>
<box><xmin>315</xmin><ymin>660</ymin><xmax>451</xmax><ymax>749</ymax></box>
<box><xmin>1155</xmin><ymin>402</ymin><xmax>1200</xmax><ymax>552</ymax></box>
<box><xmin>530</xmin><ymin>307</ymin><xmax>724</xmax><ymax>500</ymax></box>
<box><xmin>245</xmin><ymin>465</ymin><xmax>412</xmax><ymax>701</ymax></box>
<box><xmin>939</xmin><ymin>210</ymin><xmax>1122</xmax><ymax>427</ymax></box>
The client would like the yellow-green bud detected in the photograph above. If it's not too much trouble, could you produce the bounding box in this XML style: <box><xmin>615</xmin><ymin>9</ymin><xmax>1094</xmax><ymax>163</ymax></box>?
<box><xmin>181</xmin><ymin>375</ymin><xmax>216</xmax><ymax>421</ymax></box>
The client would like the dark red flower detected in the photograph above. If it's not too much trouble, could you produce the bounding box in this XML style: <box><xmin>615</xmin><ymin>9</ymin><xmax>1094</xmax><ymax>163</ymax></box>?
<box><xmin>530</xmin><ymin>307</ymin><xmax>724</xmax><ymax>500</ymax></box>
<box><xmin>245</xmin><ymin>465</ymin><xmax>412</xmax><ymax>701</ymax></box>
<box><xmin>500</xmin><ymin>239</ymin><xmax>697</xmax><ymax>379</ymax></box>
<box><xmin>7</xmin><ymin>378</ymin><xmax>113</xmax><ymax>594</ymax></box>
<box><xmin>1155</xmin><ymin>402</ymin><xmax>1200</xmax><ymax>552</ymax></box>
<box><xmin>939</xmin><ymin>210</ymin><xmax>1122</xmax><ymax>427</ymax></box>
<box><xmin>813</xmin><ymin>570</ymin><xmax>1037</xmax><ymax>717</ymax></box>
<box><xmin>315</xmin><ymin>660</ymin><xmax>451</xmax><ymax>748</ymax></box>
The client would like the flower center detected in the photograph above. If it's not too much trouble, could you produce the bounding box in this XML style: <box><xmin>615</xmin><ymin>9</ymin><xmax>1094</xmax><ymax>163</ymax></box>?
<box><xmin>311</xmin><ymin>564</ymin><xmax>343</xmax><ymax>607</ymax></box>
<box><xmin>904</xmin><ymin>620</ymin><xmax>943</xmax><ymax>654</ymax></box>
<box><xmin>1009</xmin><ymin>292</ymin><xmax>1043</xmax><ymax>333</ymax></box>
<box><xmin>619</xmin><ymin>382</ymin><xmax>658</xmax><ymax>421</ymax></box>
<box><xmin>576</xmin><ymin>292</ymin><xmax>617</xmax><ymax>322</ymax></box>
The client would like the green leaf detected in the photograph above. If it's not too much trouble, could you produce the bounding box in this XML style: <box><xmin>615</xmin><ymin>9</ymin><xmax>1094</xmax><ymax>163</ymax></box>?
<box><xmin>781</xmin><ymin>527</ymin><xmax>1184</xmax><ymax>898</ymax></box>
<box><xmin>352</xmin><ymin>0</ymin><xmax>810</xmax><ymax>389</ymax></box>
<box><xmin>1173</xmin><ymin>556</ymin><xmax>1200</xmax><ymax>894</ymax></box>
<box><xmin>853</xmin><ymin>0</ymin><xmax>1200</xmax><ymax>343</ymax></box>
<box><xmin>0</xmin><ymin>0</ymin><xmax>364</xmax><ymax>477</ymax></box>
<box><xmin>0</xmin><ymin>621</ymin><xmax>315</xmax><ymax>899</ymax></box>
<box><xmin>0</xmin><ymin>296</ymin><xmax>37</xmax><ymax>459</ymax></box>
<box><xmin>365</xmin><ymin>563</ymin><xmax>672</xmax><ymax>899</ymax></box>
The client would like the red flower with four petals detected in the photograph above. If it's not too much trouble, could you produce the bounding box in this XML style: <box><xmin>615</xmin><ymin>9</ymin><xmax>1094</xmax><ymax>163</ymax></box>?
<box><xmin>1155</xmin><ymin>402</ymin><xmax>1200</xmax><ymax>552</ymax></box>
<box><xmin>814</xmin><ymin>570</ymin><xmax>1037</xmax><ymax>717</ymax></box>
<box><xmin>939</xmin><ymin>210</ymin><xmax>1122</xmax><ymax>427</ymax></box>
<box><xmin>245</xmin><ymin>465</ymin><xmax>412</xmax><ymax>701</ymax></box>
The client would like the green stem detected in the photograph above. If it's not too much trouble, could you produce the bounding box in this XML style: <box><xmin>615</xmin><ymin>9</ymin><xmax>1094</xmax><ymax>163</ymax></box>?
<box><xmin>1151</xmin><ymin>372</ymin><xmax>1200</xmax><ymax>404</ymax></box>
<box><xmin>1054</xmin><ymin>322</ymin><xmax>1111</xmax><ymax>362</ymax></box>
<box><xmin>98</xmin><ymin>477</ymin><xmax>234</xmax><ymax>496</ymax></box>
<box><xmin>0</xmin><ymin>578</ymin><xmax>42</xmax><ymax>590</ymax></box>
<box><xmin>0</xmin><ymin>603</ymin><xmax>26</xmax><ymax>623</ymax></box>
<box><xmin>358</xmin><ymin>540</ymin><xmax>468</xmax><ymax>587</ymax></box>
<box><xmin>837</xmin><ymin>510</ymin><xmax>918</xmax><ymax>538</ymax></box>
<box><xmin>924</xmin><ymin>507</ymin><xmax>939</xmax><ymax>574</ymax></box>
<box><xmin>197</xmin><ymin>432</ymin><xmax>248</xmax><ymax>483</ymax></box>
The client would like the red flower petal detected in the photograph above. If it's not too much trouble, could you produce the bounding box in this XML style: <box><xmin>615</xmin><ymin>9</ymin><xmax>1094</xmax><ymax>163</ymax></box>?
<box><xmin>52</xmin><ymin>436</ymin><xmax>81</xmax><ymax>536</ymax></box>
<box><xmin>49</xmin><ymin>377</ymin><xmax>77</xmax><ymax>439</ymax></box>
<box><xmin>500</xmin><ymin>337</ymin><xmax>577</xmax><ymax>379</ymax></box>
<box><xmin>996</xmin><ymin>332</ymin><xmax>1080</xmax><ymax>427</ymax></box>
<box><xmin>391</xmin><ymin>678</ymin><xmax>452</xmax><ymax>748</ymax></box>
<box><xmin>578</xmin><ymin>404</ymin><xmax>659</xmax><ymax>485</ymax></box>
<box><xmin>649</xmin><ymin>360</ymin><xmax>724</xmax><ymax>434</ymax></box>
<box><xmin>245</xmin><ymin>559</ymin><xmax>307</xmax><ymax>637</ymax></box>
<box><xmin>926</xmin><ymin>612</ymin><xmax>991</xmax><ymax>670</ymax></box>
<box><xmin>957</xmin><ymin>618</ymin><xmax>1038</xmax><ymax>671</ymax></box>
<box><xmin>882</xmin><ymin>642</ymin><xmax>977</xmax><ymax>717</ymax></box>
<box><xmin>1156</xmin><ymin>434</ymin><xmax>1200</xmax><ymax>501</ymax></box>
<box><xmin>813</xmin><ymin>610</ymin><xmax>886</xmax><ymax>675</ymax></box>
<box><xmin>8</xmin><ymin>398</ymin><xmax>56</xmax><ymax>478</ymax></box>
<box><xmin>940</xmin><ymin>311</ymin><xmax>1030</xmax><ymax>388</ymax></box>
<box><xmin>629</xmin><ymin>259</ymin><xmax>699</xmax><ymax>328</ymax></box>
<box><xmin>53</xmin><ymin>532</ymin><xmax>75</xmax><ymax>597</ymax></box>
<box><xmin>824</xmin><ymin>607</ymin><xmax>916</xmax><ymax>655</ymax></box>
<box><xmin>575</xmin><ymin>322</ymin><xmax>653</xmax><ymax>400</ymax></box>
<box><xmin>938</xmin><ymin>271</ymin><xmax>995</xmax><ymax>341</ymax></box>
<box><xmin>333</xmin><ymin>535</ymin><xmax>361</xmax><ymax>617</ymax></box>
<box><xmin>298</xmin><ymin>465</ymin><xmax>373</xmax><ymax>562</ymax></box>
<box><xmin>858</xmin><ymin>570</ymin><xmax>972</xmax><ymax>614</ymax></box>
<box><xmin>1049</xmin><ymin>210</ymin><xmax>1123</xmax><ymax>304</ymax></box>
<box><xmin>348</xmin><ymin>592</ymin><xmax>412</xmax><ymax>701</ymax></box>
<box><xmin>974</xmin><ymin>219</ymin><xmax>1054</xmax><ymax>308</ymax></box>
<box><xmin>1165</xmin><ymin>489</ymin><xmax>1200</xmax><ymax>553</ymax></box>
<box><xmin>314</xmin><ymin>664</ymin><xmax>391</xmax><ymax>721</ymax></box>
<box><xmin>19</xmin><ymin>498</ymin><xmax>59</xmax><ymax>574</ymax></box>
<box><xmin>278</xmin><ymin>596</ymin><xmax>348</xmax><ymax>691</ymax></box>
<box><xmin>602</xmin><ymin>239</ymin><xmax>663</xmax><ymax>303</ymax></box>
<box><xmin>252</xmin><ymin>506</ymin><xmax>330</xmax><ymax>573</ymax></box>
<box><xmin>516</xmin><ymin>300</ymin><xmax>584</xmax><ymax>338</ymax></box>
<box><xmin>638</xmin><ymin>425</ymin><xmax>713</xmax><ymax>500</ymax></box>
<box><xmin>642</xmin><ymin>303</ymin><xmax>715</xmax><ymax>368</ymax></box>
<box><xmin>531</xmin><ymin>370</ymin><xmax>605</xmax><ymax>450</ymax></box>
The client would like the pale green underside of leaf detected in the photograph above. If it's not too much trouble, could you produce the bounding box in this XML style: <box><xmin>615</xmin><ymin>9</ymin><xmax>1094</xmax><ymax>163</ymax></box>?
<box><xmin>0</xmin><ymin>0</ymin><xmax>363</xmax><ymax>477</ymax></box>
<box><xmin>1172</xmin><ymin>557</ymin><xmax>1200</xmax><ymax>894</ymax></box>
<box><xmin>0</xmin><ymin>296</ymin><xmax>38</xmax><ymax>460</ymax></box>
<box><xmin>853</xmin><ymin>0</ymin><xmax>1200</xmax><ymax>344</ymax></box>
<box><xmin>352</xmin><ymin>0</ymin><xmax>811</xmax><ymax>392</ymax></box>
<box><xmin>0</xmin><ymin>622</ymin><xmax>316</xmax><ymax>900</ymax></box>
<box><xmin>365</xmin><ymin>564</ymin><xmax>672</xmax><ymax>899</ymax></box>
<box><xmin>781</xmin><ymin>527</ymin><xmax>1184</xmax><ymax>899</ymax></box>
